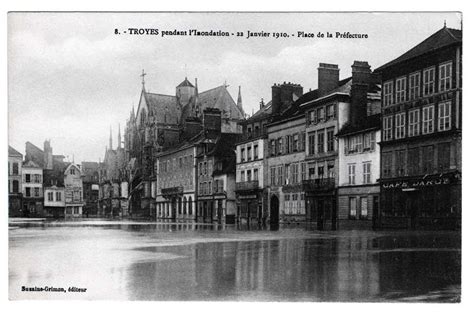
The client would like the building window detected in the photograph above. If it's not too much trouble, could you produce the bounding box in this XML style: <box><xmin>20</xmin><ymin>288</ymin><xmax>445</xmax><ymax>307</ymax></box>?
<box><xmin>34</xmin><ymin>174</ymin><xmax>41</xmax><ymax>183</ymax></box>
<box><xmin>438</xmin><ymin>142</ymin><xmax>451</xmax><ymax>172</ymax></box>
<box><xmin>317</xmin><ymin>164</ymin><xmax>324</xmax><ymax>178</ymax></box>
<box><xmin>395</xmin><ymin>112</ymin><xmax>406</xmax><ymax>139</ymax></box>
<box><xmin>382</xmin><ymin>152</ymin><xmax>392</xmax><ymax>178</ymax></box>
<box><xmin>278</xmin><ymin>138</ymin><xmax>283</xmax><ymax>155</ymax></box>
<box><xmin>421</xmin><ymin>145</ymin><xmax>434</xmax><ymax>174</ymax></box>
<box><xmin>348</xmin><ymin>164</ymin><xmax>356</xmax><ymax>185</ymax></box>
<box><xmin>247</xmin><ymin>146</ymin><xmax>252</xmax><ymax>160</ymax></box>
<box><xmin>34</xmin><ymin>187</ymin><xmax>40</xmax><ymax>197</ymax></box>
<box><xmin>317</xmin><ymin>130</ymin><xmax>325</xmax><ymax>154</ymax></box>
<box><xmin>327</xmin><ymin>128</ymin><xmax>335</xmax><ymax>152</ymax></box>
<box><xmin>407</xmin><ymin>148</ymin><xmax>420</xmax><ymax>176</ymax></box>
<box><xmin>360</xmin><ymin>197</ymin><xmax>368</xmax><ymax>219</ymax></box>
<box><xmin>423</xmin><ymin>67</ymin><xmax>435</xmax><ymax>96</ymax></box>
<box><xmin>240</xmin><ymin>170</ymin><xmax>245</xmax><ymax>183</ymax></box>
<box><xmin>270</xmin><ymin>167</ymin><xmax>276</xmax><ymax>186</ymax></box>
<box><xmin>309</xmin><ymin>110</ymin><xmax>316</xmax><ymax>124</ymax></box>
<box><xmin>395</xmin><ymin>77</ymin><xmax>407</xmax><ymax>103</ymax></box>
<box><xmin>291</xmin><ymin>163</ymin><xmax>299</xmax><ymax>184</ymax></box>
<box><xmin>308</xmin><ymin>132</ymin><xmax>315</xmax><ymax>156</ymax></box>
<box><xmin>270</xmin><ymin>140</ymin><xmax>276</xmax><ymax>156</ymax></box>
<box><xmin>48</xmin><ymin>192</ymin><xmax>54</xmax><ymax>201</ymax></box>
<box><xmin>439</xmin><ymin>62</ymin><xmax>452</xmax><ymax>92</ymax></box>
<box><xmin>284</xmin><ymin>164</ymin><xmax>290</xmax><ymax>185</ymax></box>
<box><xmin>277</xmin><ymin>166</ymin><xmax>283</xmax><ymax>185</ymax></box>
<box><xmin>293</xmin><ymin>134</ymin><xmax>299</xmax><ymax>152</ymax></box>
<box><xmin>300</xmin><ymin>162</ymin><xmax>306</xmax><ymax>182</ymax></box>
<box><xmin>240</xmin><ymin>148</ymin><xmax>245</xmax><ymax>162</ymax></box>
<box><xmin>56</xmin><ymin>191</ymin><xmax>62</xmax><ymax>201</ymax></box>
<box><xmin>349</xmin><ymin>197</ymin><xmax>357</xmax><ymax>219</ymax></box>
<box><xmin>74</xmin><ymin>207</ymin><xmax>79</xmax><ymax>214</ymax></box>
<box><xmin>246</xmin><ymin>170</ymin><xmax>252</xmax><ymax>182</ymax></box>
<box><xmin>70</xmin><ymin>168</ymin><xmax>76</xmax><ymax>175</ymax></box>
<box><xmin>422</xmin><ymin>105</ymin><xmax>435</xmax><ymax>134</ymax></box>
<box><xmin>317</xmin><ymin>107</ymin><xmax>325</xmax><ymax>123</ymax></box>
<box><xmin>12</xmin><ymin>162</ymin><xmax>19</xmax><ymax>175</ymax></box>
<box><xmin>12</xmin><ymin>180</ymin><xmax>19</xmax><ymax>193</ymax></box>
<box><xmin>285</xmin><ymin>136</ymin><xmax>291</xmax><ymax>154</ymax></box>
<box><xmin>254</xmin><ymin>144</ymin><xmax>259</xmax><ymax>159</ymax></box>
<box><xmin>363</xmin><ymin>162</ymin><xmax>371</xmax><ymax>184</ymax></box>
<box><xmin>395</xmin><ymin>150</ymin><xmax>406</xmax><ymax>177</ymax></box>
<box><xmin>25</xmin><ymin>187</ymin><xmax>31</xmax><ymax>197</ymax></box>
<box><xmin>409</xmin><ymin>72</ymin><xmax>421</xmax><ymax>100</ymax></box>
<box><xmin>383</xmin><ymin>81</ymin><xmax>393</xmax><ymax>106</ymax></box>
<box><xmin>326</xmin><ymin>104</ymin><xmax>335</xmax><ymax>119</ymax></box>
<box><xmin>25</xmin><ymin>174</ymin><xmax>31</xmax><ymax>183</ymax></box>
<box><xmin>438</xmin><ymin>101</ymin><xmax>451</xmax><ymax>131</ymax></box>
<box><xmin>383</xmin><ymin>116</ymin><xmax>393</xmax><ymax>141</ymax></box>
<box><xmin>204</xmin><ymin>162</ymin><xmax>208</xmax><ymax>175</ymax></box>
<box><xmin>355</xmin><ymin>135</ymin><xmax>362</xmax><ymax>153</ymax></box>
<box><xmin>253</xmin><ymin>168</ymin><xmax>259</xmax><ymax>182</ymax></box>
<box><xmin>408</xmin><ymin>109</ymin><xmax>420</xmax><ymax>137</ymax></box>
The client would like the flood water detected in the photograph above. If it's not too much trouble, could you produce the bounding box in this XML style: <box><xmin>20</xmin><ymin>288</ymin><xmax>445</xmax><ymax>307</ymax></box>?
<box><xmin>9</xmin><ymin>220</ymin><xmax>461</xmax><ymax>302</ymax></box>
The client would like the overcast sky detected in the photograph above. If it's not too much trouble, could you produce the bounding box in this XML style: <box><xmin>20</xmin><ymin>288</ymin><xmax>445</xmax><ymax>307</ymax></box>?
<box><xmin>8</xmin><ymin>12</ymin><xmax>461</xmax><ymax>163</ymax></box>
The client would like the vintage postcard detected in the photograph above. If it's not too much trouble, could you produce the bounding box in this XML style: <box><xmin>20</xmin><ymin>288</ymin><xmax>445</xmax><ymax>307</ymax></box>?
<box><xmin>8</xmin><ymin>12</ymin><xmax>462</xmax><ymax>302</ymax></box>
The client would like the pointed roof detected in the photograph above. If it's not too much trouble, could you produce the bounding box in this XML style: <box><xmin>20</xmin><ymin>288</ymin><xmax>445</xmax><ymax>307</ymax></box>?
<box><xmin>9</xmin><ymin>145</ymin><xmax>23</xmax><ymax>157</ymax></box>
<box><xmin>144</xmin><ymin>92</ymin><xmax>181</xmax><ymax>124</ymax></box>
<box><xmin>375</xmin><ymin>27</ymin><xmax>462</xmax><ymax>72</ymax></box>
<box><xmin>177</xmin><ymin>77</ymin><xmax>194</xmax><ymax>88</ymax></box>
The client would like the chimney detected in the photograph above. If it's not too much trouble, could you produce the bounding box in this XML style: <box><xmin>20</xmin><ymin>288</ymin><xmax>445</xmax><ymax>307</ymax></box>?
<box><xmin>260</xmin><ymin>98</ymin><xmax>265</xmax><ymax>109</ymax></box>
<box><xmin>271</xmin><ymin>83</ymin><xmax>282</xmax><ymax>116</ymax></box>
<box><xmin>350</xmin><ymin>61</ymin><xmax>372</xmax><ymax>125</ymax></box>
<box><xmin>280</xmin><ymin>82</ymin><xmax>303</xmax><ymax>106</ymax></box>
<box><xmin>318</xmin><ymin>63</ymin><xmax>339</xmax><ymax>96</ymax></box>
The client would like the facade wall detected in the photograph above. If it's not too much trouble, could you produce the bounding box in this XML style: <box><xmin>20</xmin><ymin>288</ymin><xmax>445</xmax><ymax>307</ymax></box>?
<box><xmin>156</xmin><ymin>145</ymin><xmax>197</xmax><ymax>220</ymax></box>
<box><xmin>21</xmin><ymin>166</ymin><xmax>43</xmax><ymax>217</ymax></box>
<box><xmin>8</xmin><ymin>154</ymin><xmax>23</xmax><ymax>217</ymax></box>
<box><xmin>266</xmin><ymin>116</ymin><xmax>306</xmax><ymax>222</ymax></box>
<box><xmin>64</xmin><ymin>165</ymin><xmax>84</xmax><ymax>218</ymax></box>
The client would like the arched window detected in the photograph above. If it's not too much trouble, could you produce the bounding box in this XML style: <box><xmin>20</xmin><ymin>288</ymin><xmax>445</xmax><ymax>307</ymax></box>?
<box><xmin>183</xmin><ymin>197</ymin><xmax>187</xmax><ymax>215</ymax></box>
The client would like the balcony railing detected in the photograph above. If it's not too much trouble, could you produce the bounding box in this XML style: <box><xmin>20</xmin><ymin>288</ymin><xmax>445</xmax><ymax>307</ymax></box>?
<box><xmin>303</xmin><ymin>178</ymin><xmax>335</xmax><ymax>191</ymax></box>
<box><xmin>236</xmin><ymin>180</ymin><xmax>260</xmax><ymax>191</ymax></box>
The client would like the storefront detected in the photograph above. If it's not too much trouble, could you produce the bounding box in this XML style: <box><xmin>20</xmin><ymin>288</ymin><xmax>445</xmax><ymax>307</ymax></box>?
<box><xmin>304</xmin><ymin>178</ymin><xmax>337</xmax><ymax>230</ymax></box>
<box><xmin>236</xmin><ymin>189</ymin><xmax>266</xmax><ymax>224</ymax></box>
<box><xmin>379</xmin><ymin>171</ymin><xmax>461</xmax><ymax>229</ymax></box>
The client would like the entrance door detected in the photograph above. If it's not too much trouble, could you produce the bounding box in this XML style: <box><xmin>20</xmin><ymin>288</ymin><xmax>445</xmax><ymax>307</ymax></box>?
<box><xmin>270</xmin><ymin>195</ymin><xmax>279</xmax><ymax>224</ymax></box>
<box><xmin>217</xmin><ymin>200</ymin><xmax>222</xmax><ymax>223</ymax></box>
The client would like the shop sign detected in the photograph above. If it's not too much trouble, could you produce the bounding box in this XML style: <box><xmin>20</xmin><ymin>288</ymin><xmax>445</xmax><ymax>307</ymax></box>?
<box><xmin>382</xmin><ymin>175</ymin><xmax>456</xmax><ymax>189</ymax></box>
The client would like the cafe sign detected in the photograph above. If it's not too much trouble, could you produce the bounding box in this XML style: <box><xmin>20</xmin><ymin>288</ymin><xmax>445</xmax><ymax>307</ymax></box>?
<box><xmin>382</xmin><ymin>173</ymin><xmax>460</xmax><ymax>189</ymax></box>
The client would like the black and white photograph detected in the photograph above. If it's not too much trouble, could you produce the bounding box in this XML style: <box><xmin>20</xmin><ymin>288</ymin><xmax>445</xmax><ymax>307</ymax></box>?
<box><xmin>7</xmin><ymin>11</ymin><xmax>463</xmax><ymax>303</ymax></box>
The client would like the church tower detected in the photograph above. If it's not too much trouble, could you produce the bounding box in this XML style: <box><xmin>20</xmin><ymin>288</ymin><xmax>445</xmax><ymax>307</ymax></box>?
<box><xmin>176</xmin><ymin>77</ymin><xmax>196</xmax><ymax>108</ymax></box>
<box><xmin>237</xmin><ymin>85</ymin><xmax>244</xmax><ymax>116</ymax></box>
<box><xmin>43</xmin><ymin>139</ymin><xmax>53</xmax><ymax>170</ymax></box>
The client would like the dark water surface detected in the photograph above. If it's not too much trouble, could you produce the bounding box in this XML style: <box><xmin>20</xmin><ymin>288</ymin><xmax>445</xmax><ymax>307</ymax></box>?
<box><xmin>9</xmin><ymin>220</ymin><xmax>461</xmax><ymax>301</ymax></box>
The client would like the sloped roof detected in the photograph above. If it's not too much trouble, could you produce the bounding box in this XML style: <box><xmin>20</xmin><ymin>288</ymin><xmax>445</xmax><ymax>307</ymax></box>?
<box><xmin>245</xmin><ymin>100</ymin><xmax>273</xmax><ymax>123</ymax></box>
<box><xmin>9</xmin><ymin>145</ymin><xmax>22</xmax><ymax>157</ymax></box>
<box><xmin>177</xmin><ymin>78</ymin><xmax>194</xmax><ymax>88</ymax></box>
<box><xmin>337</xmin><ymin>113</ymin><xmax>381</xmax><ymax>136</ymax></box>
<box><xmin>375</xmin><ymin>27</ymin><xmax>462</xmax><ymax>72</ymax></box>
<box><xmin>199</xmin><ymin>85</ymin><xmax>244</xmax><ymax>120</ymax></box>
<box><xmin>144</xmin><ymin>92</ymin><xmax>181</xmax><ymax>125</ymax></box>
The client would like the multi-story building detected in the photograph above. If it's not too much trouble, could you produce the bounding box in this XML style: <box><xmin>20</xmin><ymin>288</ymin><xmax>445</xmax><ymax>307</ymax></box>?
<box><xmin>44</xmin><ymin>186</ymin><xmax>65</xmax><ymax>218</ymax></box>
<box><xmin>21</xmin><ymin>160</ymin><xmax>44</xmax><ymax>217</ymax></box>
<box><xmin>374</xmin><ymin>26</ymin><xmax>462</xmax><ymax>229</ymax></box>
<box><xmin>235</xmin><ymin>100</ymin><xmax>272</xmax><ymax>224</ymax></box>
<box><xmin>196</xmin><ymin>126</ymin><xmax>239</xmax><ymax>224</ymax></box>
<box><xmin>8</xmin><ymin>146</ymin><xmax>23</xmax><ymax>217</ymax></box>
<box><xmin>64</xmin><ymin>163</ymin><xmax>84</xmax><ymax>218</ymax></box>
<box><xmin>336</xmin><ymin>61</ymin><xmax>381</xmax><ymax>228</ymax></box>
<box><xmin>82</xmin><ymin>161</ymin><xmax>100</xmax><ymax>217</ymax></box>
<box><xmin>125</xmin><ymin>75</ymin><xmax>244</xmax><ymax>218</ymax></box>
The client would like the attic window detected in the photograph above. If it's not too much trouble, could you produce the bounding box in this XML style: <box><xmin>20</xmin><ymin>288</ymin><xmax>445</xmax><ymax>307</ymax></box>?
<box><xmin>70</xmin><ymin>168</ymin><xmax>76</xmax><ymax>175</ymax></box>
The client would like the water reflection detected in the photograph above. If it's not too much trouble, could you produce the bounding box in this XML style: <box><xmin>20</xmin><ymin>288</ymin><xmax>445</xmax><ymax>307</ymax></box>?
<box><xmin>9</xmin><ymin>221</ymin><xmax>460</xmax><ymax>302</ymax></box>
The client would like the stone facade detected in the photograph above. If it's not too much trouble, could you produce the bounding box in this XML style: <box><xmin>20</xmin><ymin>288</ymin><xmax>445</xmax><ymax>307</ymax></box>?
<box><xmin>8</xmin><ymin>146</ymin><xmax>23</xmax><ymax>217</ymax></box>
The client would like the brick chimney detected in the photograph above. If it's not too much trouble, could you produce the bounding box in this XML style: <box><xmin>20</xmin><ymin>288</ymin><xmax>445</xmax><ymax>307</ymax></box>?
<box><xmin>318</xmin><ymin>63</ymin><xmax>339</xmax><ymax>96</ymax></box>
<box><xmin>350</xmin><ymin>61</ymin><xmax>372</xmax><ymax>125</ymax></box>
<box><xmin>271</xmin><ymin>83</ymin><xmax>282</xmax><ymax>116</ymax></box>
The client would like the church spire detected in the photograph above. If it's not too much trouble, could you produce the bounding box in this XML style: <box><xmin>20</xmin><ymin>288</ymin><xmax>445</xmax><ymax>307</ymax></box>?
<box><xmin>237</xmin><ymin>85</ymin><xmax>244</xmax><ymax>116</ymax></box>
<box><xmin>194</xmin><ymin>78</ymin><xmax>200</xmax><ymax>117</ymax></box>
<box><xmin>140</xmin><ymin>69</ymin><xmax>147</xmax><ymax>91</ymax></box>
<box><xmin>118</xmin><ymin>123</ymin><xmax>121</xmax><ymax>149</ymax></box>
<box><xmin>109</xmin><ymin>125</ymin><xmax>113</xmax><ymax>150</ymax></box>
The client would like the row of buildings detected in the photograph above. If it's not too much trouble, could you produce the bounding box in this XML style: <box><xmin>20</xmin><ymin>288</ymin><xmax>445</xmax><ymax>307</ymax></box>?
<box><xmin>9</xmin><ymin>26</ymin><xmax>461</xmax><ymax>229</ymax></box>
<box><xmin>8</xmin><ymin>141</ymin><xmax>94</xmax><ymax>218</ymax></box>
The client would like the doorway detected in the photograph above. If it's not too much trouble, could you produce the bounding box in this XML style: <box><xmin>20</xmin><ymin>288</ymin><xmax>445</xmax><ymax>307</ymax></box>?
<box><xmin>270</xmin><ymin>195</ymin><xmax>279</xmax><ymax>224</ymax></box>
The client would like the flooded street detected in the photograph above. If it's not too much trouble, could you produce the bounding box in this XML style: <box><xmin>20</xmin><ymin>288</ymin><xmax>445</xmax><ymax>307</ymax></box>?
<box><xmin>9</xmin><ymin>220</ymin><xmax>461</xmax><ymax>302</ymax></box>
